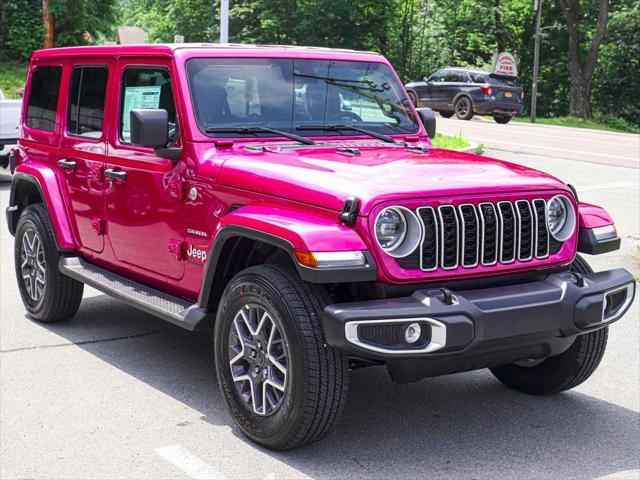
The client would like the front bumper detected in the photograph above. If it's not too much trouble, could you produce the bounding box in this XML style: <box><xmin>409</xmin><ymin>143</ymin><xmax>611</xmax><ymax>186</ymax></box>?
<box><xmin>323</xmin><ymin>269</ymin><xmax>635</xmax><ymax>380</ymax></box>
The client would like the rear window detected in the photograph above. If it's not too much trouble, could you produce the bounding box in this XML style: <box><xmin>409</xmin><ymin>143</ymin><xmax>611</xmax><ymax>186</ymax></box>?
<box><xmin>444</xmin><ymin>71</ymin><xmax>468</xmax><ymax>83</ymax></box>
<box><xmin>26</xmin><ymin>66</ymin><xmax>62</xmax><ymax>131</ymax></box>
<box><xmin>470</xmin><ymin>72</ymin><xmax>489</xmax><ymax>83</ymax></box>
<box><xmin>489</xmin><ymin>75</ymin><xmax>519</xmax><ymax>87</ymax></box>
<box><xmin>68</xmin><ymin>66</ymin><xmax>109</xmax><ymax>138</ymax></box>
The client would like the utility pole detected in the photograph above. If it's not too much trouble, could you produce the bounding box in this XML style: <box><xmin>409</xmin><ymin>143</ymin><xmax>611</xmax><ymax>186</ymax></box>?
<box><xmin>530</xmin><ymin>0</ymin><xmax>542</xmax><ymax>123</ymax></box>
<box><xmin>220</xmin><ymin>0</ymin><xmax>229</xmax><ymax>43</ymax></box>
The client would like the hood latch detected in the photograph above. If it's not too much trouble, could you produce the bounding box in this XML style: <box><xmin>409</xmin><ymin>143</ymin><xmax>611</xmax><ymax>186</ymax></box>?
<box><xmin>339</xmin><ymin>196</ymin><xmax>359</xmax><ymax>226</ymax></box>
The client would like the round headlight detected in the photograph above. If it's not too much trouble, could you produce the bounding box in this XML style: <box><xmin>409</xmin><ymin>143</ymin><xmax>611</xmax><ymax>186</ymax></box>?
<box><xmin>374</xmin><ymin>206</ymin><xmax>422</xmax><ymax>258</ymax></box>
<box><xmin>546</xmin><ymin>195</ymin><xmax>576</xmax><ymax>241</ymax></box>
<box><xmin>375</xmin><ymin>208</ymin><xmax>407</xmax><ymax>251</ymax></box>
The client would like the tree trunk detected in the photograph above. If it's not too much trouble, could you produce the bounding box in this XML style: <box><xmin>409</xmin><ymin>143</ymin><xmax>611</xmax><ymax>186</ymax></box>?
<box><xmin>558</xmin><ymin>0</ymin><xmax>609</xmax><ymax>119</ymax></box>
<box><xmin>42</xmin><ymin>0</ymin><xmax>54</xmax><ymax>48</ymax></box>
<box><xmin>494</xmin><ymin>0</ymin><xmax>509</xmax><ymax>52</ymax></box>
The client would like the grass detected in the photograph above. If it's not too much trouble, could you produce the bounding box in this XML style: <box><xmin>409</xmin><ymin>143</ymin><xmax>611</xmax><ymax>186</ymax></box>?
<box><xmin>431</xmin><ymin>132</ymin><xmax>471</xmax><ymax>150</ymax></box>
<box><xmin>634</xmin><ymin>274</ymin><xmax>640</xmax><ymax>282</ymax></box>
<box><xmin>512</xmin><ymin>115</ymin><xmax>637</xmax><ymax>134</ymax></box>
<box><xmin>0</xmin><ymin>61</ymin><xmax>28</xmax><ymax>98</ymax></box>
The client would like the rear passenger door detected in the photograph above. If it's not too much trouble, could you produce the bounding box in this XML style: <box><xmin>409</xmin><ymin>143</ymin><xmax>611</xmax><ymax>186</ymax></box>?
<box><xmin>58</xmin><ymin>61</ymin><xmax>111</xmax><ymax>253</ymax></box>
<box><xmin>443</xmin><ymin>70</ymin><xmax>467</xmax><ymax>107</ymax></box>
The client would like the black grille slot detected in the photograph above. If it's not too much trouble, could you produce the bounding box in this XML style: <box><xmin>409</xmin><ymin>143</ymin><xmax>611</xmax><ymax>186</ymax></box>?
<box><xmin>532</xmin><ymin>199</ymin><xmax>549</xmax><ymax>258</ymax></box>
<box><xmin>516</xmin><ymin>201</ymin><xmax>533</xmax><ymax>260</ymax></box>
<box><xmin>549</xmin><ymin>237</ymin><xmax>563</xmax><ymax>254</ymax></box>
<box><xmin>396</xmin><ymin>249</ymin><xmax>420</xmax><ymax>269</ymax></box>
<box><xmin>418</xmin><ymin>207</ymin><xmax>438</xmax><ymax>270</ymax></box>
<box><xmin>438</xmin><ymin>206</ymin><xmax>459</xmax><ymax>269</ymax></box>
<box><xmin>459</xmin><ymin>205</ymin><xmax>478</xmax><ymax>267</ymax></box>
<box><xmin>479</xmin><ymin>203</ymin><xmax>498</xmax><ymax>265</ymax></box>
<box><xmin>358</xmin><ymin>324</ymin><xmax>403</xmax><ymax>347</ymax></box>
<box><xmin>498</xmin><ymin>202</ymin><xmax>516</xmax><ymax>263</ymax></box>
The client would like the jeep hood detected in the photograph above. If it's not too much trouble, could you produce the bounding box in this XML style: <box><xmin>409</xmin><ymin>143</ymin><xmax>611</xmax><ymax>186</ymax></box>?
<box><xmin>216</xmin><ymin>145</ymin><xmax>569</xmax><ymax>216</ymax></box>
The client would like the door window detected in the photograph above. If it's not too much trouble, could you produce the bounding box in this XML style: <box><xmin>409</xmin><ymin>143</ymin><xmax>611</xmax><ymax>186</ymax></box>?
<box><xmin>444</xmin><ymin>71</ymin><xmax>466</xmax><ymax>83</ymax></box>
<box><xmin>68</xmin><ymin>66</ymin><xmax>109</xmax><ymax>138</ymax></box>
<box><xmin>119</xmin><ymin>67</ymin><xmax>177</xmax><ymax>144</ymax></box>
<box><xmin>429</xmin><ymin>71</ymin><xmax>446</xmax><ymax>83</ymax></box>
<box><xmin>26</xmin><ymin>66</ymin><xmax>62</xmax><ymax>131</ymax></box>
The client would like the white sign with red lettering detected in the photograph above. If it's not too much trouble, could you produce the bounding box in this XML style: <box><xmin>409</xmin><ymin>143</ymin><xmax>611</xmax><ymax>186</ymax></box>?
<box><xmin>493</xmin><ymin>52</ymin><xmax>518</xmax><ymax>77</ymax></box>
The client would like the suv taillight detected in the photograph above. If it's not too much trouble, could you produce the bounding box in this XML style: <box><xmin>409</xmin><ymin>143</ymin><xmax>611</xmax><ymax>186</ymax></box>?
<box><xmin>480</xmin><ymin>85</ymin><xmax>492</xmax><ymax>96</ymax></box>
<box><xmin>520</xmin><ymin>89</ymin><xmax>525</xmax><ymax>99</ymax></box>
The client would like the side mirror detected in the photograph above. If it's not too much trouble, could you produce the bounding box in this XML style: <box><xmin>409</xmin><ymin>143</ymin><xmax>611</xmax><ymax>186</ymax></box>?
<box><xmin>416</xmin><ymin>107</ymin><xmax>436</xmax><ymax>139</ymax></box>
<box><xmin>130</xmin><ymin>109</ymin><xmax>169</xmax><ymax>148</ymax></box>
<box><xmin>423</xmin><ymin>77</ymin><xmax>432</xmax><ymax>84</ymax></box>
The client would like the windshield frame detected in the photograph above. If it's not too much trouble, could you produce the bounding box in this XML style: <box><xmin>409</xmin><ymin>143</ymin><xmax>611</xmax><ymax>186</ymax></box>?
<box><xmin>184</xmin><ymin>56</ymin><xmax>420</xmax><ymax>141</ymax></box>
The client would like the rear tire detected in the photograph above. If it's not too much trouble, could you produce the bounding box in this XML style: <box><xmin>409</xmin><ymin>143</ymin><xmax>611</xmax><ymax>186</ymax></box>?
<box><xmin>439</xmin><ymin>111</ymin><xmax>454</xmax><ymax>118</ymax></box>
<box><xmin>14</xmin><ymin>204</ymin><xmax>84</xmax><ymax>322</ymax></box>
<box><xmin>490</xmin><ymin>255</ymin><xmax>608</xmax><ymax>395</ymax></box>
<box><xmin>493</xmin><ymin>114</ymin><xmax>512</xmax><ymax>124</ymax></box>
<box><xmin>454</xmin><ymin>96</ymin><xmax>474</xmax><ymax>120</ymax></box>
<box><xmin>214</xmin><ymin>264</ymin><xmax>349</xmax><ymax>450</ymax></box>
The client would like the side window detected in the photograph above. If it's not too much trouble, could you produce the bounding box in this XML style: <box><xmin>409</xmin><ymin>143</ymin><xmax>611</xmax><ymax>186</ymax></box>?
<box><xmin>26</xmin><ymin>66</ymin><xmax>62</xmax><ymax>131</ymax></box>
<box><xmin>429</xmin><ymin>71</ymin><xmax>446</xmax><ymax>83</ymax></box>
<box><xmin>119</xmin><ymin>67</ymin><xmax>177</xmax><ymax>144</ymax></box>
<box><xmin>470</xmin><ymin>72</ymin><xmax>488</xmax><ymax>84</ymax></box>
<box><xmin>444</xmin><ymin>71</ymin><xmax>464</xmax><ymax>83</ymax></box>
<box><xmin>68</xmin><ymin>66</ymin><xmax>109</xmax><ymax>138</ymax></box>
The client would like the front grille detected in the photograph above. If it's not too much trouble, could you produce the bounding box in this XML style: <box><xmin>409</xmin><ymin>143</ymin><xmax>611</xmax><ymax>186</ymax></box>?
<box><xmin>408</xmin><ymin>198</ymin><xmax>555</xmax><ymax>272</ymax></box>
<box><xmin>358</xmin><ymin>324</ymin><xmax>403</xmax><ymax>347</ymax></box>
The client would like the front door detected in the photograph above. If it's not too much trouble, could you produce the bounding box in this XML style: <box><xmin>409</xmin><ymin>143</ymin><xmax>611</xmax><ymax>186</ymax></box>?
<box><xmin>58</xmin><ymin>61</ymin><xmax>110</xmax><ymax>253</ymax></box>
<box><xmin>104</xmin><ymin>60</ymin><xmax>185</xmax><ymax>280</ymax></box>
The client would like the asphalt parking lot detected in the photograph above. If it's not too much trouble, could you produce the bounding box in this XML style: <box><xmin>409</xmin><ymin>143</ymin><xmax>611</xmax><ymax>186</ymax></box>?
<box><xmin>1</xmin><ymin>124</ymin><xmax>639</xmax><ymax>479</ymax></box>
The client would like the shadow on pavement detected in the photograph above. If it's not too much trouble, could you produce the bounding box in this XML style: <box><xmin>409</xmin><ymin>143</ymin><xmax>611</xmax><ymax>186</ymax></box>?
<box><xmin>41</xmin><ymin>294</ymin><xmax>639</xmax><ymax>479</ymax></box>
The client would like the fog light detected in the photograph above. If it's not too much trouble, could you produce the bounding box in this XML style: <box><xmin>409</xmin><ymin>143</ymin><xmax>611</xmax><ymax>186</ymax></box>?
<box><xmin>404</xmin><ymin>322</ymin><xmax>422</xmax><ymax>344</ymax></box>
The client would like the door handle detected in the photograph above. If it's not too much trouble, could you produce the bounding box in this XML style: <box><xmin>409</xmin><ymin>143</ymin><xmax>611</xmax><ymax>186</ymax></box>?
<box><xmin>104</xmin><ymin>169</ymin><xmax>127</xmax><ymax>181</ymax></box>
<box><xmin>57</xmin><ymin>159</ymin><xmax>76</xmax><ymax>171</ymax></box>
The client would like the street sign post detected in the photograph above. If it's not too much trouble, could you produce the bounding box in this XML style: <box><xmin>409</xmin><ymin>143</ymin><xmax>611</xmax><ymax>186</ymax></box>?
<box><xmin>531</xmin><ymin>0</ymin><xmax>542</xmax><ymax>123</ymax></box>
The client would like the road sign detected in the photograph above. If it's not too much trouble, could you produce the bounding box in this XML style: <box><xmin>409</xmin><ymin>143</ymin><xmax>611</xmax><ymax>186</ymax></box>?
<box><xmin>493</xmin><ymin>52</ymin><xmax>518</xmax><ymax>77</ymax></box>
<box><xmin>174</xmin><ymin>35</ymin><xmax>184</xmax><ymax>43</ymax></box>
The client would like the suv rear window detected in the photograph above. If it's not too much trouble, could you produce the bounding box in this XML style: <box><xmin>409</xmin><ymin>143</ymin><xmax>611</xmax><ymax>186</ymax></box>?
<box><xmin>26</xmin><ymin>66</ymin><xmax>62</xmax><ymax>131</ymax></box>
<box><xmin>68</xmin><ymin>66</ymin><xmax>109</xmax><ymax>138</ymax></box>
<box><xmin>489</xmin><ymin>75</ymin><xmax>519</xmax><ymax>87</ymax></box>
<box><xmin>470</xmin><ymin>72</ymin><xmax>489</xmax><ymax>83</ymax></box>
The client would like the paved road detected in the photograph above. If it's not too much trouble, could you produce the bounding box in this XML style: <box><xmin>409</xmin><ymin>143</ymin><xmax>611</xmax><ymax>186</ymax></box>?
<box><xmin>1</xmin><ymin>141</ymin><xmax>639</xmax><ymax>479</ymax></box>
<box><xmin>437</xmin><ymin>115</ymin><xmax>640</xmax><ymax>169</ymax></box>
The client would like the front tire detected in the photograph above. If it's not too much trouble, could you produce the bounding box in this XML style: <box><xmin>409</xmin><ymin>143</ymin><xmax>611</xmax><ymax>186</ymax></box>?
<box><xmin>454</xmin><ymin>96</ymin><xmax>474</xmax><ymax>120</ymax></box>
<box><xmin>214</xmin><ymin>264</ymin><xmax>349</xmax><ymax>450</ymax></box>
<box><xmin>439</xmin><ymin>111</ymin><xmax>454</xmax><ymax>118</ymax></box>
<box><xmin>14</xmin><ymin>204</ymin><xmax>84</xmax><ymax>322</ymax></box>
<box><xmin>490</xmin><ymin>255</ymin><xmax>608</xmax><ymax>395</ymax></box>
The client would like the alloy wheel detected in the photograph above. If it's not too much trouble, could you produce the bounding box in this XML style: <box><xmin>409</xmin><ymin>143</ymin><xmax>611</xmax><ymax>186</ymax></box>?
<box><xmin>228</xmin><ymin>303</ymin><xmax>289</xmax><ymax>416</ymax></box>
<box><xmin>20</xmin><ymin>228</ymin><xmax>46</xmax><ymax>303</ymax></box>
<box><xmin>456</xmin><ymin>98</ymin><xmax>470</xmax><ymax>117</ymax></box>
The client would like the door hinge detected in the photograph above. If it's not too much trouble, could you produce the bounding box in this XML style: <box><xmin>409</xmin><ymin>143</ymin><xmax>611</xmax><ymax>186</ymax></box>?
<box><xmin>168</xmin><ymin>239</ymin><xmax>185</xmax><ymax>261</ymax></box>
<box><xmin>91</xmin><ymin>218</ymin><xmax>106</xmax><ymax>236</ymax></box>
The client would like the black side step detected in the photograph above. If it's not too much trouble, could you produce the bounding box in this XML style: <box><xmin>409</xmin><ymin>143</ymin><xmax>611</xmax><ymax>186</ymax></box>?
<box><xmin>59</xmin><ymin>257</ymin><xmax>209</xmax><ymax>331</ymax></box>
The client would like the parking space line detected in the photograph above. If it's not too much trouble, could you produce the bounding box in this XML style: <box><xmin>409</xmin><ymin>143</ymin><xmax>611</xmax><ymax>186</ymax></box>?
<box><xmin>577</xmin><ymin>181</ymin><xmax>640</xmax><ymax>192</ymax></box>
<box><xmin>156</xmin><ymin>445</ymin><xmax>226</xmax><ymax>480</ymax></box>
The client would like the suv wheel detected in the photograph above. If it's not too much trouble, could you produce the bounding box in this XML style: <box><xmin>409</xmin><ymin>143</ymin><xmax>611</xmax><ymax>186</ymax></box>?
<box><xmin>214</xmin><ymin>264</ymin><xmax>349</xmax><ymax>450</ymax></box>
<box><xmin>454</xmin><ymin>96</ymin><xmax>473</xmax><ymax>120</ymax></box>
<box><xmin>14</xmin><ymin>204</ymin><xmax>84</xmax><ymax>322</ymax></box>
<box><xmin>439</xmin><ymin>111</ymin><xmax>454</xmax><ymax>118</ymax></box>
<box><xmin>490</xmin><ymin>255</ymin><xmax>608</xmax><ymax>394</ymax></box>
<box><xmin>493</xmin><ymin>114</ymin><xmax>512</xmax><ymax>124</ymax></box>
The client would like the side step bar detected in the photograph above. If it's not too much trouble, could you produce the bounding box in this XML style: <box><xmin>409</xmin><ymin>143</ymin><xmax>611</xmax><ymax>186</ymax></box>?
<box><xmin>59</xmin><ymin>257</ymin><xmax>209</xmax><ymax>331</ymax></box>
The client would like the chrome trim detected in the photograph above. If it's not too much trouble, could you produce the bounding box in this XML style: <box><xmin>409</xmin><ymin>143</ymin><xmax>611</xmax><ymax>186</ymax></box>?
<box><xmin>374</xmin><ymin>207</ymin><xmax>407</xmax><ymax>255</ymax></box>
<box><xmin>532</xmin><ymin>199</ymin><xmax>549</xmax><ymax>259</ymax></box>
<box><xmin>545</xmin><ymin>194</ymin><xmax>577</xmax><ymax>242</ymax></box>
<box><xmin>497</xmin><ymin>201</ymin><xmax>517</xmax><ymax>264</ymax></box>
<box><xmin>478</xmin><ymin>202</ymin><xmax>498</xmax><ymax>266</ymax></box>
<box><xmin>602</xmin><ymin>283</ymin><xmax>635</xmax><ymax>323</ymax></box>
<box><xmin>515</xmin><ymin>200</ymin><xmax>534</xmax><ymax>261</ymax></box>
<box><xmin>416</xmin><ymin>206</ymin><xmax>438</xmax><ymax>272</ymax></box>
<box><xmin>344</xmin><ymin>317</ymin><xmax>447</xmax><ymax>355</ymax></box>
<box><xmin>437</xmin><ymin>205</ymin><xmax>459</xmax><ymax>270</ymax></box>
<box><xmin>458</xmin><ymin>203</ymin><xmax>479</xmax><ymax>268</ymax></box>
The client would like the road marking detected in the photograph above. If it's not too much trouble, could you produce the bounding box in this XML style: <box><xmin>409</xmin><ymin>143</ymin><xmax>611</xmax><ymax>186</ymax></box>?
<box><xmin>578</xmin><ymin>181</ymin><xmax>640</xmax><ymax>192</ymax></box>
<box><xmin>156</xmin><ymin>445</ymin><xmax>226</xmax><ymax>480</ymax></box>
<box><xmin>594</xmin><ymin>470</ymin><xmax>640</xmax><ymax>480</ymax></box>
<box><xmin>466</xmin><ymin>137</ymin><xmax>640</xmax><ymax>163</ymax></box>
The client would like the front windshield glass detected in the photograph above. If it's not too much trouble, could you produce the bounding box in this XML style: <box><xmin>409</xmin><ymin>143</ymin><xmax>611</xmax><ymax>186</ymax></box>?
<box><xmin>186</xmin><ymin>58</ymin><xmax>419</xmax><ymax>138</ymax></box>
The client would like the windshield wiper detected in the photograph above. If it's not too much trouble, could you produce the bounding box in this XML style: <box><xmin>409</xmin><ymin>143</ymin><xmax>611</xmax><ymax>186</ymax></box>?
<box><xmin>296</xmin><ymin>124</ymin><xmax>397</xmax><ymax>144</ymax></box>
<box><xmin>205</xmin><ymin>126</ymin><xmax>316</xmax><ymax>145</ymax></box>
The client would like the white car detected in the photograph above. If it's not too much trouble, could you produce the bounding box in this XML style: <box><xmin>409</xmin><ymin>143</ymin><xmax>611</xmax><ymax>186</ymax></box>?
<box><xmin>0</xmin><ymin>89</ymin><xmax>22</xmax><ymax>174</ymax></box>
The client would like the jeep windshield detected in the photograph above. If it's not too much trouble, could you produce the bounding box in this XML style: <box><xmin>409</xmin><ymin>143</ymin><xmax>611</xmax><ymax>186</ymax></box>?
<box><xmin>186</xmin><ymin>58</ymin><xmax>419</xmax><ymax>139</ymax></box>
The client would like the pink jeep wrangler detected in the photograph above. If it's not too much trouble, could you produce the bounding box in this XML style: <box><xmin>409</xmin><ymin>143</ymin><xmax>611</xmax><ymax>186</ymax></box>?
<box><xmin>7</xmin><ymin>44</ymin><xmax>635</xmax><ymax>450</ymax></box>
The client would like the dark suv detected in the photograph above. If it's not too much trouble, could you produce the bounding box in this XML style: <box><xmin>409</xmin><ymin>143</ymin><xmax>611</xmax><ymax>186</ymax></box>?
<box><xmin>405</xmin><ymin>67</ymin><xmax>524</xmax><ymax>123</ymax></box>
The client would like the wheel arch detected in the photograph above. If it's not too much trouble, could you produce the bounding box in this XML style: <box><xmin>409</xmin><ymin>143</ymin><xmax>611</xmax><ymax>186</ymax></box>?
<box><xmin>7</xmin><ymin>169</ymin><xmax>76</xmax><ymax>251</ymax></box>
<box><xmin>453</xmin><ymin>92</ymin><xmax>473</xmax><ymax>108</ymax></box>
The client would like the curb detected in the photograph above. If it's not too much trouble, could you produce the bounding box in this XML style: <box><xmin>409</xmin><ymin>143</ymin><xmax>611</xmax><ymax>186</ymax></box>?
<box><xmin>458</xmin><ymin>141</ymin><xmax>480</xmax><ymax>154</ymax></box>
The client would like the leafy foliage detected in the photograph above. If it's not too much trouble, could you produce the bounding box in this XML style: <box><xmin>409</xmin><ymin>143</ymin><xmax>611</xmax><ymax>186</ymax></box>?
<box><xmin>0</xmin><ymin>0</ymin><xmax>637</xmax><ymax>127</ymax></box>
